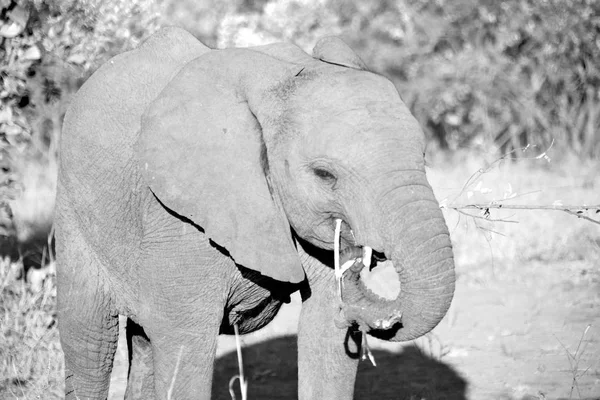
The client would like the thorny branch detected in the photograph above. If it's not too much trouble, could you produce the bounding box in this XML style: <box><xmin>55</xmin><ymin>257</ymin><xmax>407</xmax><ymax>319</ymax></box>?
<box><xmin>450</xmin><ymin>141</ymin><xmax>554</xmax><ymax>205</ymax></box>
<box><xmin>441</xmin><ymin>141</ymin><xmax>600</xmax><ymax>227</ymax></box>
<box><xmin>445</xmin><ymin>203</ymin><xmax>600</xmax><ymax>226</ymax></box>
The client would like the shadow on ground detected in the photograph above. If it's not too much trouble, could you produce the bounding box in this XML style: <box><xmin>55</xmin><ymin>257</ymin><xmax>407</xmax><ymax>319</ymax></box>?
<box><xmin>213</xmin><ymin>335</ymin><xmax>468</xmax><ymax>400</ymax></box>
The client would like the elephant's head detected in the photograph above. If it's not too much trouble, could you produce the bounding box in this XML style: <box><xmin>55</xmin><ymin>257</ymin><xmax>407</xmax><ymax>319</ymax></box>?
<box><xmin>137</xmin><ymin>37</ymin><xmax>454</xmax><ymax>341</ymax></box>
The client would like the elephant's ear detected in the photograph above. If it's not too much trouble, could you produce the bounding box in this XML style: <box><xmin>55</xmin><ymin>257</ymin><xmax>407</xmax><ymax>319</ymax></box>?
<box><xmin>137</xmin><ymin>49</ymin><xmax>305</xmax><ymax>283</ymax></box>
<box><xmin>312</xmin><ymin>36</ymin><xmax>367</xmax><ymax>70</ymax></box>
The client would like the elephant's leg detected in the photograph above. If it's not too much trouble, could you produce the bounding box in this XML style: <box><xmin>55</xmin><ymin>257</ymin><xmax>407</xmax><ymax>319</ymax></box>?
<box><xmin>144</xmin><ymin>272</ymin><xmax>224</xmax><ymax>400</ymax></box>
<box><xmin>297</xmin><ymin>256</ymin><xmax>361</xmax><ymax>400</ymax></box>
<box><xmin>138</xmin><ymin>203</ymin><xmax>229</xmax><ymax>399</ymax></box>
<box><xmin>124</xmin><ymin>318</ymin><xmax>155</xmax><ymax>400</ymax></box>
<box><xmin>149</xmin><ymin>326</ymin><xmax>221</xmax><ymax>399</ymax></box>
<box><xmin>56</xmin><ymin>228</ymin><xmax>119</xmax><ymax>400</ymax></box>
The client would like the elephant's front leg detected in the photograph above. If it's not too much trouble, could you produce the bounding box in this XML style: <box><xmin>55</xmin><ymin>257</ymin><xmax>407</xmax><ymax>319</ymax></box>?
<box><xmin>138</xmin><ymin>202</ymin><xmax>230</xmax><ymax>399</ymax></box>
<box><xmin>139</xmin><ymin>240</ymin><xmax>227</xmax><ymax>399</ymax></box>
<box><xmin>297</xmin><ymin>252</ymin><xmax>360</xmax><ymax>399</ymax></box>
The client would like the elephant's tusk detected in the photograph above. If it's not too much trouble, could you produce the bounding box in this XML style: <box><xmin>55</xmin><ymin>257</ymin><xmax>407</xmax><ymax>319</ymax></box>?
<box><xmin>362</xmin><ymin>246</ymin><xmax>372</xmax><ymax>270</ymax></box>
<box><xmin>334</xmin><ymin>219</ymin><xmax>359</xmax><ymax>300</ymax></box>
<box><xmin>340</xmin><ymin>259</ymin><xmax>357</xmax><ymax>276</ymax></box>
<box><xmin>333</xmin><ymin>222</ymin><xmax>378</xmax><ymax>367</ymax></box>
<box><xmin>334</xmin><ymin>219</ymin><xmax>342</xmax><ymax>299</ymax></box>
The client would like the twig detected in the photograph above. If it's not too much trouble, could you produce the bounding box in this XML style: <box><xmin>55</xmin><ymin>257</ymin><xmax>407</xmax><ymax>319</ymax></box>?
<box><xmin>360</xmin><ymin>327</ymin><xmax>376</xmax><ymax>367</ymax></box>
<box><xmin>228</xmin><ymin>324</ymin><xmax>248</xmax><ymax>400</ymax></box>
<box><xmin>446</xmin><ymin>203</ymin><xmax>600</xmax><ymax>226</ymax></box>
<box><xmin>443</xmin><ymin>140</ymin><xmax>600</xmax><ymax>226</ymax></box>
<box><xmin>453</xmin><ymin>207</ymin><xmax>519</xmax><ymax>224</ymax></box>
<box><xmin>555</xmin><ymin>325</ymin><xmax>592</xmax><ymax>400</ymax></box>
<box><xmin>496</xmin><ymin>189</ymin><xmax>542</xmax><ymax>201</ymax></box>
<box><xmin>450</xmin><ymin>203</ymin><xmax>600</xmax><ymax>211</ymax></box>
<box><xmin>451</xmin><ymin>141</ymin><xmax>554</xmax><ymax>203</ymax></box>
<box><xmin>559</xmin><ymin>209</ymin><xmax>600</xmax><ymax>226</ymax></box>
<box><xmin>475</xmin><ymin>224</ymin><xmax>507</xmax><ymax>238</ymax></box>
<box><xmin>167</xmin><ymin>346</ymin><xmax>184</xmax><ymax>400</ymax></box>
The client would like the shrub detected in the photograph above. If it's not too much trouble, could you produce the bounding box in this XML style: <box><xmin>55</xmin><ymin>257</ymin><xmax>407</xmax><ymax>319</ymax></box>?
<box><xmin>191</xmin><ymin>0</ymin><xmax>600</xmax><ymax>157</ymax></box>
<box><xmin>0</xmin><ymin>257</ymin><xmax>61</xmax><ymax>397</ymax></box>
<box><xmin>349</xmin><ymin>0</ymin><xmax>600</xmax><ymax>156</ymax></box>
<box><xmin>0</xmin><ymin>0</ymin><xmax>160</xmax><ymax>248</ymax></box>
<box><xmin>2</xmin><ymin>0</ymin><xmax>598</xmax><ymax>258</ymax></box>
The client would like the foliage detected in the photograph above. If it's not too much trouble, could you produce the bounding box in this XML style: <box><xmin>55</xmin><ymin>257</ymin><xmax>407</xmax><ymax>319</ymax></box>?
<box><xmin>1</xmin><ymin>0</ymin><xmax>599</xmax><ymax>244</ymax></box>
<box><xmin>216</xmin><ymin>0</ymin><xmax>343</xmax><ymax>50</ymax></box>
<box><xmin>0</xmin><ymin>0</ymin><xmax>160</xmax><ymax>237</ymax></box>
<box><xmin>183</xmin><ymin>0</ymin><xmax>600</xmax><ymax>157</ymax></box>
<box><xmin>0</xmin><ymin>2</ymin><xmax>597</xmax><ymax>397</ymax></box>
<box><xmin>0</xmin><ymin>258</ymin><xmax>62</xmax><ymax>397</ymax></box>
<box><xmin>396</xmin><ymin>0</ymin><xmax>600</xmax><ymax>156</ymax></box>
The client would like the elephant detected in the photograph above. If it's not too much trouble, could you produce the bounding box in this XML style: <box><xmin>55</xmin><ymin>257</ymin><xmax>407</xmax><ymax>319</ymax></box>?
<box><xmin>55</xmin><ymin>27</ymin><xmax>455</xmax><ymax>400</ymax></box>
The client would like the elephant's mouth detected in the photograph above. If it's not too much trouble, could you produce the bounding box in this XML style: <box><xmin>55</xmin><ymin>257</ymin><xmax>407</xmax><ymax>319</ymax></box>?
<box><xmin>339</xmin><ymin>246</ymin><xmax>400</xmax><ymax>301</ymax></box>
<box><xmin>334</xmin><ymin>221</ymin><xmax>403</xmax><ymax>333</ymax></box>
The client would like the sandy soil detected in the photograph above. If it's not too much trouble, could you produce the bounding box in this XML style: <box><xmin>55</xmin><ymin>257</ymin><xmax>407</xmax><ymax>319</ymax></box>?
<box><xmin>107</xmin><ymin>160</ymin><xmax>600</xmax><ymax>399</ymax></box>
<box><xmin>108</xmin><ymin>255</ymin><xmax>600</xmax><ymax>400</ymax></box>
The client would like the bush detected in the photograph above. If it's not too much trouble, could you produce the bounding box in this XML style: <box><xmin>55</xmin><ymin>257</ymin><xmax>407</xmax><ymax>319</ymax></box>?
<box><xmin>1</xmin><ymin>0</ymin><xmax>598</xmax><ymax>254</ymax></box>
<box><xmin>188</xmin><ymin>0</ymin><xmax>600</xmax><ymax>157</ymax></box>
<box><xmin>0</xmin><ymin>257</ymin><xmax>61</xmax><ymax>397</ymax></box>
<box><xmin>390</xmin><ymin>0</ymin><xmax>600</xmax><ymax>156</ymax></box>
<box><xmin>0</xmin><ymin>0</ymin><xmax>160</xmax><ymax>246</ymax></box>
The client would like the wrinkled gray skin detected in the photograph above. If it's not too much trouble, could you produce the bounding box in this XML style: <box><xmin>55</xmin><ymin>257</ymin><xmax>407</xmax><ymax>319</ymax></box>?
<box><xmin>56</xmin><ymin>28</ymin><xmax>455</xmax><ymax>400</ymax></box>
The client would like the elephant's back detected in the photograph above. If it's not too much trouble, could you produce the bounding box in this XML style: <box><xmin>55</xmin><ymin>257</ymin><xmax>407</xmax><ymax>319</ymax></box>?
<box><xmin>57</xmin><ymin>28</ymin><xmax>210</xmax><ymax>265</ymax></box>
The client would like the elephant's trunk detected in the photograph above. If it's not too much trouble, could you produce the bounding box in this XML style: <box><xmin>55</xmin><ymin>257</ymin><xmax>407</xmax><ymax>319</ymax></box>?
<box><xmin>339</xmin><ymin>173</ymin><xmax>455</xmax><ymax>342</ymax></box>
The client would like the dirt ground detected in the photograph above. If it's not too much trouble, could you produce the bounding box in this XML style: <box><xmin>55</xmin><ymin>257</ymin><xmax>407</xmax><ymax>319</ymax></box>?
<box><xmin>2</xmin><ymin>158</ymin><xmax>597</xmax><ymax>399</ymax></box>
<box><xmin>106</xmin><ymin>160</ymin><xmax>600</xmax><ymax>400</ymax></box>
<box><xmin>108</xmin><ymin>259</ymin><xmax>600</xmax><ymax>400</ymax></box>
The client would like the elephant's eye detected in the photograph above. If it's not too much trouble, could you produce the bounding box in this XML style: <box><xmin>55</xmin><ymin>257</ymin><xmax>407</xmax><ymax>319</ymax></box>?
<box><xmin>313</xmin><ymin>167</ymin><xmax>337</xmax><ymax>185</ymax></box>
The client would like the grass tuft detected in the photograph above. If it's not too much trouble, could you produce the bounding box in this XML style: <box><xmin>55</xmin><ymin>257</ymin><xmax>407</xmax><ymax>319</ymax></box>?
<box><xmin>0</xmin><ymin>257</ymin><xmax>63</xmax><ymax>399</ymax></box>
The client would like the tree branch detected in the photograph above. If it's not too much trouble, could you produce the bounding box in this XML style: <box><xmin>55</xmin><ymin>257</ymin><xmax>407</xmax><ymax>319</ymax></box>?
<box><xmin>444</xmin><ymin>203</ymin><xmax>600</xmax><ymax>226</ymax></box>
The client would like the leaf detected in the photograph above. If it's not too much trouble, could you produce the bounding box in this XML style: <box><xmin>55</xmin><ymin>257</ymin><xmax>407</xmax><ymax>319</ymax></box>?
<box><xmin>7</xmin><ymin>6</ymin><xmax>29</xmax><ymax>26</ymax></box>
<box><xmin>0</xmin><ymin>107</ymin><xmax>13</xmax><ymax>123</ymax></box>
<box><xmin>0</xmin><ymin>5</ymin><xmax>29</xmax><ymax>38</ymax></box>
<box><xmin>445</xmin><ymin>113</ymin><xmax>461</xmax><ymax>126</ymax></box>
<box><xmin>3</xmin><ymin>123</ymin><xmax>22</xmax><ymax>136</ymax></box>
<box><xmin>22</xmin><ymin>45</ymin><xmax>41</xmax><ymax>61</ymax></box>
<box><xmin>67</xmin><ymin>53</ymin><xmax>86</xmax><ymax>65</ymax></box>
<box><xmin>0</xmin><ymin>21</ymin><xmax>24</xmax><ymax>38</ymax></box>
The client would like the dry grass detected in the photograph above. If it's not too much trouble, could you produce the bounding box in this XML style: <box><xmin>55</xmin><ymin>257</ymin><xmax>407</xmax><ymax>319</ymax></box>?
<box><xmin>0</xmin><ymin>258</ymin><xmax>62</xmax><ymax>399</ymax></box>
<box><xmin>0</xmin><ymin>156</ymin><xmax>59</xmax><ymax>399</ymax></box>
